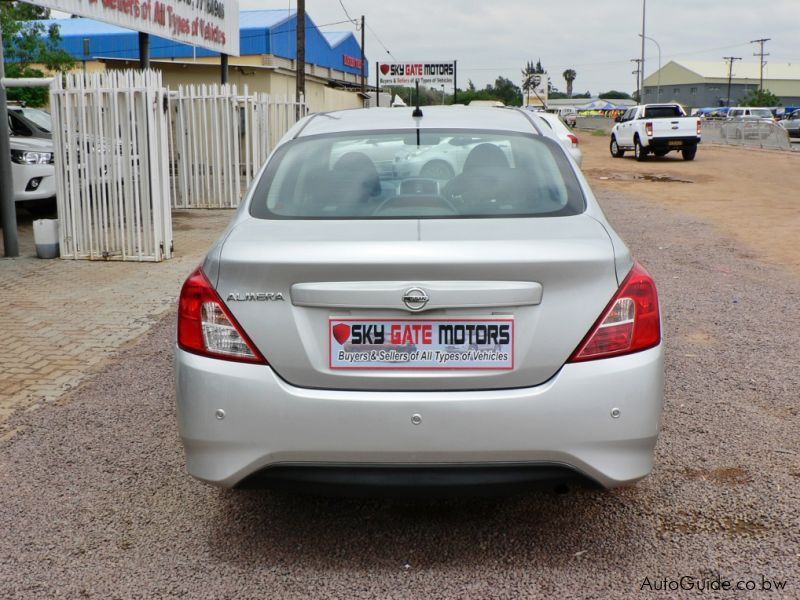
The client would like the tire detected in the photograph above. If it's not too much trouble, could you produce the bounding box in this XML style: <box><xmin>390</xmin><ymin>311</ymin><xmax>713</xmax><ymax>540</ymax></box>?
<box><xmin>681</xmin><ymin>147</ymin><xmax>697</xmax><ymax>161</ymax></box>
<box><xmin>634</xmin><ymin>136</ymin><xmax>648</xmax><ymax>161</ymax></box>
<box><xmin>610</xmin><ymin>136</ymin><xmax>625</xmax><ymax>158</ymax></box>
<box><xmin>419</xmin><ymin>160</ymin><xmax>454</xmax><ymax>180</ymax></box>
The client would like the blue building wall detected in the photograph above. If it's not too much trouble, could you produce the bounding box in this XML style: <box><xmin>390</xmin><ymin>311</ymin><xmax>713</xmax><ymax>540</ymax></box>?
<box><xmin>40</xmin><ymin>9</ymin><xmax>368</xmax><ymax>78</ymax></box>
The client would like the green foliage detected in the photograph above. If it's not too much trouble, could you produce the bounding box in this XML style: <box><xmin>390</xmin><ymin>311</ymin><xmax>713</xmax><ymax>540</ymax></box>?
<box><xmin>591</xmin><ymin>129</ymin><xmax>608</xmax><ymax>137</ymax></box>
<box><xmin>1</xmin><ymin>1</ymin><xmax>74</xmax><ymax>106</ymax></box>
<box><xmin>456</xmin><ymin>77</ymin><xmax>523</xmax><ymax>107</ymax></box>
<box><xmin>573</xmin><ymin>91</ymin><xmax>592</xmax><ymax>99</ymax></box>
<box><xmin>598</xmin><ymin>90</ymin><xmax>632</xmax><ymax>100</ymax></box>
<box><xmin>562</xmin><ymin>68</ymin><xmax>577</xmax><ymax>98</ymax></box>
<box><xmin>740</xmin><ymin>88</ymin><xmax>781</xmax><ymax>107</ymax></box>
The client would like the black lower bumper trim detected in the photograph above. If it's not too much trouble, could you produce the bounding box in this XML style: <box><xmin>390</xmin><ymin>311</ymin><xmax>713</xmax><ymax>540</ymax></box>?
<box><xmin>237</xmin><ymin>464</ymin><xmax>598</xmax><ymax>497</ymax></box>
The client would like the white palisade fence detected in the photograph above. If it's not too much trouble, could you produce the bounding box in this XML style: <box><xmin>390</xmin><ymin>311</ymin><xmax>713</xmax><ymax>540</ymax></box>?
<box><xmin>50</xmin><ymin>70</ymin><xmax>172</xmax><ymax>261</ymax></box>
<box><xmin>168</xmin><ymin>85</ymin><xmax>307</xmax><ymax>209</ymax></box>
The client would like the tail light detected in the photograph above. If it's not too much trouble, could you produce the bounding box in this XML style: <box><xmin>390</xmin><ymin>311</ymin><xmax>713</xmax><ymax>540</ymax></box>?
<box><xmin>568</xmin><ymin>262</ymin><xmax>660</xmax><ymax>362</ymax></box>
<box><xmin>567</xmin><ymin>133</ymin><xmax>579</xmax><ymax>147</ymax></box>
<box><xmin>645</xmin><ymin>121</ymin><xmax>654</xmax><ymax>137</ymax></box>
<box><xmin>697</xmin><ymin>120</ymin><xmax>702</xmax><ymax>135</ymax></box>
<box><xmin>178</xmin><ymin>266</ymin><xmax>267</xmax><ymax>364</ymax></box>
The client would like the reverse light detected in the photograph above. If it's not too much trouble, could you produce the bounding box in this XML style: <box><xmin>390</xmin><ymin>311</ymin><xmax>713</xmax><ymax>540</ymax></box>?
<box><xmin>568</xmin><ymin>262</ymin><xmax>660</xmax><ymax>362</ymax></box>
<box><xmin>645</xmin><ymin>121</ymin><xmax>654</xmax><ymax>137</ymax></box>
<box><xmin>178</xmin><ymin>266</ymin><xmax>267</xmax><ymax>364</ymax></box>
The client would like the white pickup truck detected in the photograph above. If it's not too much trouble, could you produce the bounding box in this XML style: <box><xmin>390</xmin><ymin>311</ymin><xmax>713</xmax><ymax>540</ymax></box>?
<box><xmin>610</xmin><ymin>104</ymin><xmax>701</xmax><ymax>161</ymax></box>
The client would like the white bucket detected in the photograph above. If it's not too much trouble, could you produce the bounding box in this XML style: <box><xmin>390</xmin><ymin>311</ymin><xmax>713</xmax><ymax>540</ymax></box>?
<box><xmin>33</xmin><ymin>219</ymin><xmax>60</xmax><ymax>259</ymax></box>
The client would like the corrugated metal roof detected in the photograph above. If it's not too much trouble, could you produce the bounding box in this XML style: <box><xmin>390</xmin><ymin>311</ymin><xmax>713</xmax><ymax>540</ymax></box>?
<box><xmin>38</xmin><ymin>10</ymin><xmax>365</xmax><ymax>76</ymax></box>
<box><xmin>323</xmin><ymin>32</ymin><xmax>351</xmax><ymax>47</ymax></box>
<box><xmin>671</xmin><ymin>60</ymin><xmax>800</xmax><ymax>81</ymax></box>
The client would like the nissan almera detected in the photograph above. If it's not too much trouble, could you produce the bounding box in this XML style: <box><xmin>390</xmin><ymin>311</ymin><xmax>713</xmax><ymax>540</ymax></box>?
<box><xmin>176</xmin><ymin>106</ymin><xmax>663</xmax><ymax>492</ymax></box>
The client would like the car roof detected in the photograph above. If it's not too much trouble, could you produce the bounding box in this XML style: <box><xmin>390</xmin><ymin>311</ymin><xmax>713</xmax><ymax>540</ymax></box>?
<box><xmin>296</xmin><ymin>106</ymin><xmax>541</xmax><ymax>138</ymax></box>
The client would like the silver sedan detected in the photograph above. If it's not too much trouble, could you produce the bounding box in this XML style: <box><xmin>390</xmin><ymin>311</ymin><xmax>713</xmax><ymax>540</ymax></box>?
<box><xmin>175</xmin><ymin>106</ymin><xmax>664</xmax><ymax>493</ymax></box>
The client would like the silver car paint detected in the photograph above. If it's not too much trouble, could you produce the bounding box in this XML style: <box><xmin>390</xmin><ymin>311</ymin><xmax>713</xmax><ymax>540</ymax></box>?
<box><xmin>180</xmin><ymin>106</ymin><xmax>660</xmax><ymax>488</ymax></box>
<box><xmin>176</xmin><ymin>344</ymin><xmax>664</xmax><ymax>488</ymax></box>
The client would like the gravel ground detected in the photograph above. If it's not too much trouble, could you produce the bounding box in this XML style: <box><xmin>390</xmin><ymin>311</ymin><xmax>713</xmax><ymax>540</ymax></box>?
<box><xmin>2</xmin><ymin>190</ymin><xmax>799</xmax><ymax>599</ymax></box>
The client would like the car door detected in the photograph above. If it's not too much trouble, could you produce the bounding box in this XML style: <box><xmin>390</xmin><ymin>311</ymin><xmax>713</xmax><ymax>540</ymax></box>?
<box><xmin>616</xmin><ymin>109</ymin><xmax>635</xmax><ymax>146</ymax></box>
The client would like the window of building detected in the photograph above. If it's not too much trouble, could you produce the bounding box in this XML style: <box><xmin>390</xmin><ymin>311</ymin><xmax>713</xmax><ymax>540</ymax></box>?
<box><xmin>690</xmin><ymin>87</ymin><xmax>698</xmax><ymax>94</ymax></box>
<box><xmin>673</xmin><ymin>87</ymin><xmax>680</xmax><ymax>94</ymax></box>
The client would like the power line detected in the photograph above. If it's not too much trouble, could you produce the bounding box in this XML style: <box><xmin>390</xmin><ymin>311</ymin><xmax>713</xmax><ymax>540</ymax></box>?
<box><xmin>337</xmin><ymin>0</ymin><xmax>358</xmax><ymax>26</ymax></box>
<box><xmin>365</xmin><ymin>22</ymin><xmax>398</xmax><ymax>63</ymax></box>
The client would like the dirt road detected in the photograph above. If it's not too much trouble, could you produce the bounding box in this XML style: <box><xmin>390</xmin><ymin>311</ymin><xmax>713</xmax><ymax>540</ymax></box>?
<box><xmin>580</xmin><ymin>132</ymin><xmax>800</xmax><ymax>274</ymax></box>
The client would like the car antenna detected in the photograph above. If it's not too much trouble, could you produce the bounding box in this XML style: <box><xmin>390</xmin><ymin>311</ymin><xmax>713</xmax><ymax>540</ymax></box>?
<box><xmin>412</xmin><ymin>80</ymin><xmax>423</xmax><ymax>118</ymax></box>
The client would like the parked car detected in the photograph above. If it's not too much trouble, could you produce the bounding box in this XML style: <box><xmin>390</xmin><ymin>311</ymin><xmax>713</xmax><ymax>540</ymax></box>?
<box><xmin>531</xmin><ymin>111</ymin><xmax>582</xmax><ymax>165</ymax></box>
<box><xmin>7</xmin><ymin>106</ymin><xmax>52</xmax><ymax>139</ymax></box>
<box><xmin>610</xmin><ymin>103</ymin><xmax>701</xmax><ymax>161</ymax></box>
<box><xmin>779</xmin><ymin>110</ymin><xmax>800</xmax><ymax>139</ymax></box>
<box><xmin>720</xmin><ymin>107</ymin><xmax>775</xmax><ymax>140</ymax></box>
<box><xmin>546</xmin><ymin>106</ymin><xmax>578</xmax><ymax>127</ymax></box>
<box><xmin>9</xmin><ymin>136</ymin><xmax>56</xmax><ymax>206</ymax></box>
<box><xmin>175</xmin><ymin>106</ymin><xmax>664</xmax><ymax>493</ymax></box>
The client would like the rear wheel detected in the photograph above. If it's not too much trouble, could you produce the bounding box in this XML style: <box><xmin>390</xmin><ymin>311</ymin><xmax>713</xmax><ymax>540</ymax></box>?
<box><xmin>681</xmin><ymin>147</ymin><xmax>697</xmax><ymax>161</ymax></box>
<box><xmin>634</xmin><ymin>136</ymin><xmax>648</xmax><ymax>161</ymax></box>
<box><xmin>610</xmin><ymin>136</ymin><xmax>625</xmax><ymax>158</ymax></box>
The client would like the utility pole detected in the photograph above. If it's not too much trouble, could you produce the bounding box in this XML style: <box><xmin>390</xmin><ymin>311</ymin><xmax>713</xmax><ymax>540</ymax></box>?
<box><xmin>751</xmin><ymin>38</ymin><xmax>770</xmax><ymax>94</ymax></box>
<box><xmin>296</xmin><ymin>0</ymin><xmax>306</xmax><ymax>114</ymax></box>
<box><xmin>724</xmin><ymin>56</ymin><xmax>741</xmax><ymax>107</ymax></box>
<box><xmin>631</xmin><ymin>59</ymin><xmax>642</xmax><ymax>102</ymax></box>
<box><xmin>138</xmin><ymin>32</ymin><xmax>150</xmax><ymax>70</ymax></box>
<box><xmin>640</xmin><ymin>0</ymin><xmax>646</xmax><ymax>102</ymax></box>
<box><xmin>360</xmin><ymin>15</ymin><xmax>365</xmax><ymax>95</ymax></box>
<box><xmin>0</xmin><ymin>27</ymin><xmax>19</xmax><ymax>257</ymax></box>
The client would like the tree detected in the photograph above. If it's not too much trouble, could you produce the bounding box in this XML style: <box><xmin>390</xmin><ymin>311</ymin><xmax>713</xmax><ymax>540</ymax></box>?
<box><xmin>521</xmin><ymin>60</ymin><xmax>537</xmax><ymax>105</ymax></box>
<box><xmin>599</xmin><ymin>90</ymin><xmax>633</xmax><ymax>100</ymax></box>
<box><xmin>740</xmin><ymin>88</ymin><xmax>781</xmax><ymax>107</ymax></box>
<box><xmin>456</xmin><ymin>76</ymin><xmax>522</xmax><ymax>107</ymax></box>
<box><xmin>562</xmin><ymin>69</ymin><xmax>577</xmax><ymax>98</ymax></box>
<box><xmin>1</xmin><ymin>2</ymin><xmax>74</xmax><ymax>106</ymax></box>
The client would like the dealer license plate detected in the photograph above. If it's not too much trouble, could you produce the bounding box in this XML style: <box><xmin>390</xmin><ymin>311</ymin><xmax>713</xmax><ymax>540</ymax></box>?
<box><xmin>329</xmin><ymin>318</ymin><xmax>514</xmax><ymax>370</ymax></box>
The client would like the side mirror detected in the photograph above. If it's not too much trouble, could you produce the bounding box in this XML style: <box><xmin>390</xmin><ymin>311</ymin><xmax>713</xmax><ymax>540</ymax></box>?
<box><xmin>614</xmin><ymin>116</ymin><xmax>623</xmax><ymax>123</ymax></box>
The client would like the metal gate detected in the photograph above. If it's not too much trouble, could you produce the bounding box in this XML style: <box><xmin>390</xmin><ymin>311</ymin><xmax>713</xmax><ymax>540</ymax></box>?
<box><xmin>168</xmin><ymin>84</ymin><xmax>307</xmax><ymax>209</ymax></box>
<box><xmin>50</xmin><ymin>70</ymin><xmax>172</xmax><ymax>261</ymax></box>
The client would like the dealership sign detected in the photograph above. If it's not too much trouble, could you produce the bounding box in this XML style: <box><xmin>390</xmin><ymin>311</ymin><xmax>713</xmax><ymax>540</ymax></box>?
<box><xmin>30</xmin><ymin>0</ymin><xmax>240</xmax><ymax>56</ymax></box>
<box><xmin>378</xmin><ymin>62</ymin><xmax>455</xmax><ymax>87</ymax></box>
<box><xmin>526</xmin><ymin>74</ymin><xmax>549</xmax><ymax>106</ymax></box>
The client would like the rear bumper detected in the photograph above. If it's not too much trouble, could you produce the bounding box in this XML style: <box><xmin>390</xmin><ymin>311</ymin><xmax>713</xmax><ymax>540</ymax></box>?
<box><xmin>647</xmin><ymin>136</ymin><xmax>700</xmax><ymax>151</ymax></box>
<box><xmin>175</xmin><ymin>344</ymin><xmax>664</xmax><ymax>490</ymax></box>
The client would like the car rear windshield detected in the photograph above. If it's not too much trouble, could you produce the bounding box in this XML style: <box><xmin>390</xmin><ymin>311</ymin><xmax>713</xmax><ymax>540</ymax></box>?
<box><xmin>749</xmin><ymin>109</ymin><xmax>773</xmax><ymax>119</ymax></box>
<box><xmin>249</xmin><ymin>129</ymin><xmax>585</xmax><ymax>220</ymax></box>
<box><xmin>643</xmin><ymin>106</ymin><xmax>684</xmax><ymax>119</ymax></box>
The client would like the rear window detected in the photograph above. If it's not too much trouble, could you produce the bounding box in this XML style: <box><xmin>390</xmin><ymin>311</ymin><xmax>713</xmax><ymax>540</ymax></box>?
<box><xmin>749</xmin><ymin>109</ymin><xmax>772</xmax><ymax>119</ymax></box>
<box><xmin>643</xmin><ymin>106</ymin><xmax>684</xmax><ymax>119</ymax></box>
<box><xmin>249</xmin><ymin>129</ymin><xmax>585</xmax><ymax>220</ymax></box>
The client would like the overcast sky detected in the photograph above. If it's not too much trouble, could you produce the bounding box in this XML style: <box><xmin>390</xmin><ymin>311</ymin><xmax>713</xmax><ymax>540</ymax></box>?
<box><xmin>244</xmin><ymin>0</ymin><xmax>798</xmax><ymax>95</ymax></box>
<box><xmin>52</xmin><ymin>1</ymin><xmax>798</xmax><ymax>95</ymax></box>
